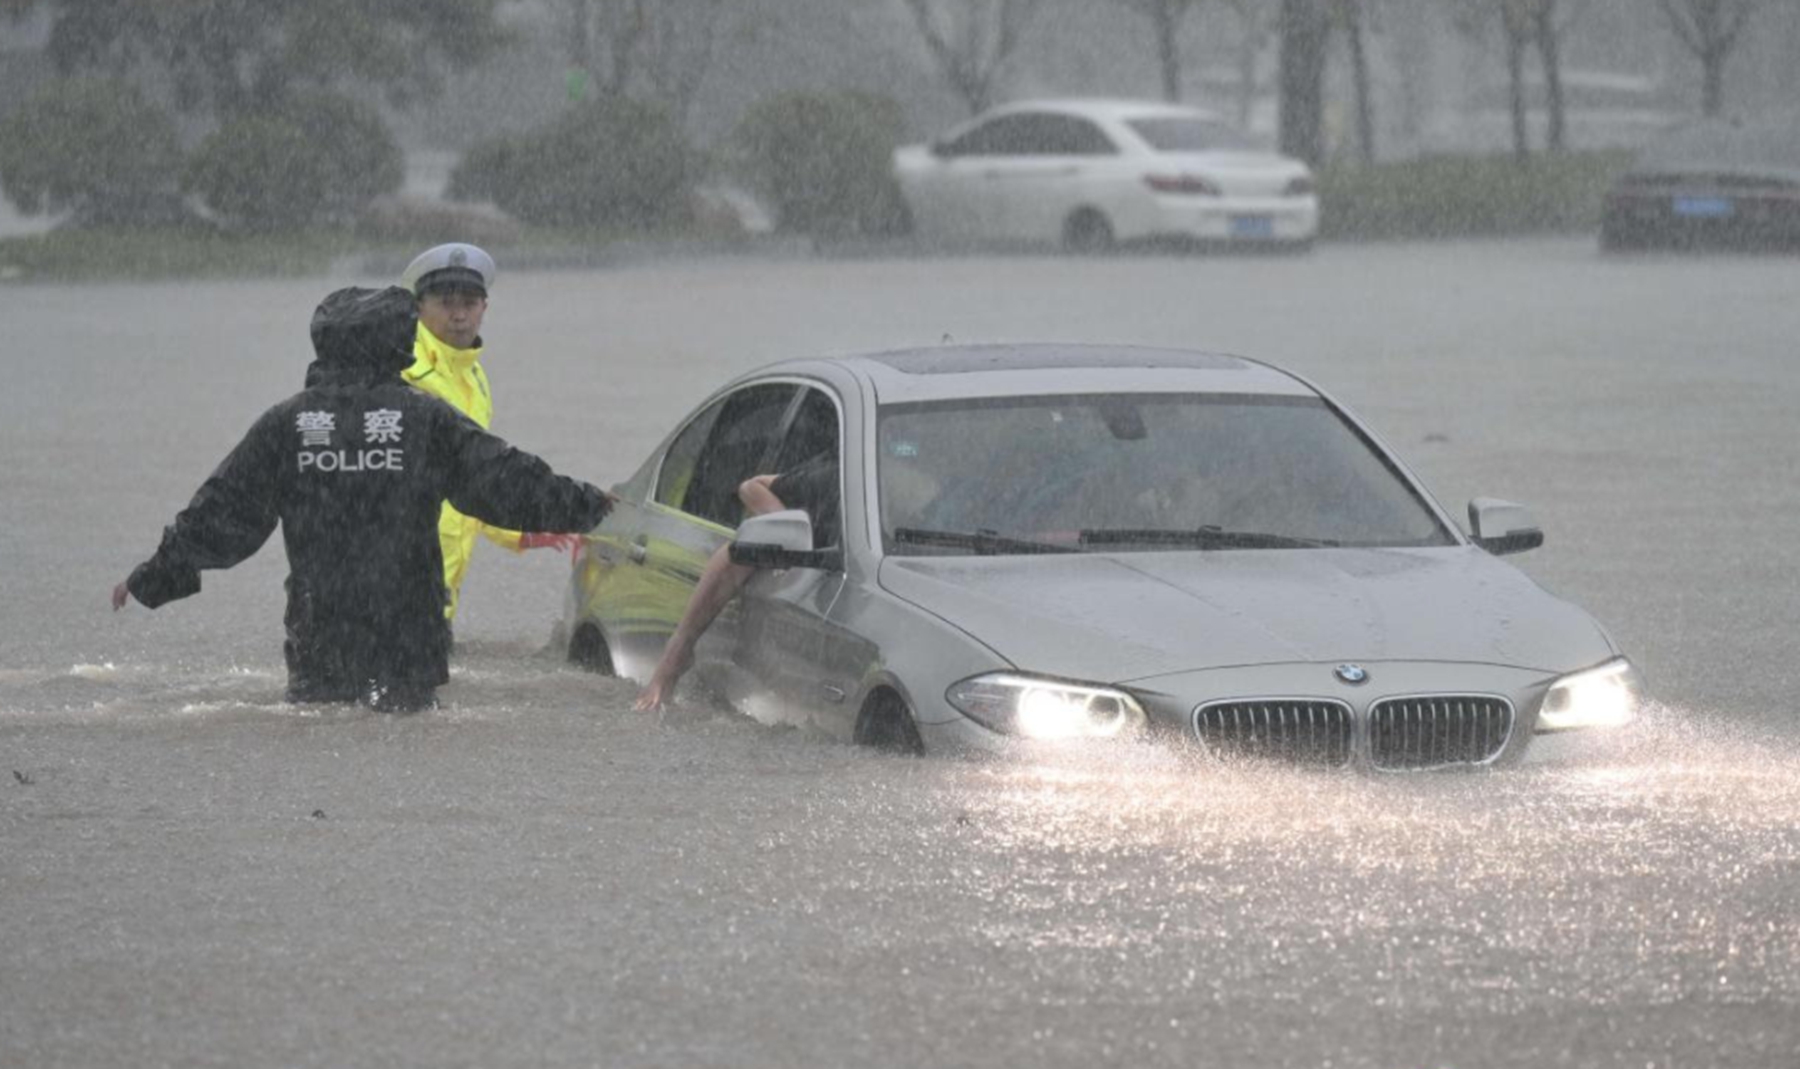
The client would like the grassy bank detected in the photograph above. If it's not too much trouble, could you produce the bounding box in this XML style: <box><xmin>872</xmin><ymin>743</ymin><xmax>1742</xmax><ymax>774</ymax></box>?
<box><xmin>0</xmin><ymin>227</ymin><xmax>379</xmax><ymax>282</ymax></box>
<box><xmin>1319</xmin><ymin>150</ymin><xmax>1632</xmax><ymax>240</ymax></box>
<box><xmin>0</xmin><ymin>223</ymin><xmax>673</xmax><ymax>284</ymax></box>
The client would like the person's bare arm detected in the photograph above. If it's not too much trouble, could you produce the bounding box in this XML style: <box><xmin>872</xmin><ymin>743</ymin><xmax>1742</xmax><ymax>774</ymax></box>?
<box><xmin>634</xmin><ymin>478</ymin><xmax>788</xmax><ymax>711</ymax></box>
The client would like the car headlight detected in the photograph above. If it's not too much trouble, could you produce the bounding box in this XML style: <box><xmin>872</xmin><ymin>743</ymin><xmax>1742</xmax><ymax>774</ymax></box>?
<box><xmin>1536</xmin><ymin>658</ymin><xmax>1641</xmax><ymax>733</ymax></box>
<box><xmin>947</xmin><ymin>673</ymin><xmax>1147</xmax><ymax>739</ymax></box>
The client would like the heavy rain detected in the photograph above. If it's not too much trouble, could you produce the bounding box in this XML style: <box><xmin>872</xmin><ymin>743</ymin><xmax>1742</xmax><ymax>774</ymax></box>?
<box><xmin>3</xmin><ymin>2</ymin><xmax>1799</xmax><ymax>1068</ymax></box>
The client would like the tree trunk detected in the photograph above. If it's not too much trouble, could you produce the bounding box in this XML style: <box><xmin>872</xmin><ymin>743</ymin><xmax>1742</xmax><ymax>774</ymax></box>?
<box><xmin>1227</xmin><ymin>0</ymin><xmax>1264</xmax><ymax>127</ymax></box>
<box><xmin>1341</xmin><ymin>0</ymin><xmax>1374</xmax><ymax>163</ymax></box>
<box><xmin>1505</xmin><ymin>22</ymin><xmax>1529</xmax><ymax>162</ymax></box>
<box><xmin>1534</xmin><ymin>2</ymin><xmax>1566</xmax><ymax>153</ymax></box>
<box><xmin>570</xmin><ymin>0</ymin><xmax>591</xmax><ymax>70</ymax></box>
<box><xmin>1155</xmin><ymin>1</ymin><xmax>1182</xmax><ymax>102</ymax></box>
<box><xmin>1278</xmin><ymin>0</ymin><xmax>1327</xmax><ymax>166</ymax></box>
<box><xmin>1702</xmin><ymin>47</ymin><xmax>1725</xmax><ymax>115</ymax></box>
<box><xmin>1658</xmin><ymin>0</ymin><xmax>1756</xmax><ymax>119</ymax></box>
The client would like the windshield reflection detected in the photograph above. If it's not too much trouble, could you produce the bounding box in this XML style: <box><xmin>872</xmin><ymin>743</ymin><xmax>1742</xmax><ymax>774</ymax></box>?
<box><xmin>877</xmin><ymin>393</ymin><xmax>1454</xmax><ymax>555</ymax></box>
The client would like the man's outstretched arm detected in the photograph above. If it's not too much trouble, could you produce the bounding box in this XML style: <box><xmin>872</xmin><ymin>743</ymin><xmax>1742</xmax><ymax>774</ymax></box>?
<box><xmin>633</xmin><ymin>475</ymin><xmax>787</xmax><ymax>711</ymax></box>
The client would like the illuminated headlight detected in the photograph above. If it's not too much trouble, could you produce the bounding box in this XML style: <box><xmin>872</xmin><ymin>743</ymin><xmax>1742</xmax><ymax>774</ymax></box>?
<box><xmin>947</xmin><ymin>673</ymin><xmax>1147</xmax><ymax>740</ymax></box>
<box><xmin>1536</xmin><ymin>658</ymin><xmax>1641</xmax><ymax>732</ymax></box>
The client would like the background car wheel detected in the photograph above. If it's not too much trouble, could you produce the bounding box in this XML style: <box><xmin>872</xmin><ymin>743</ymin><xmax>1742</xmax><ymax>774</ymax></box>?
<box><xmin>1062</xmin><ymin>209</ymin><xmax>1114</xmax><ymax>254</ymax></box>
<box><xmin>567</xmin><ymin>623</ymin><xmax>616</xmax><ymax>676</ymax></box>
<box><xmin>854</xmin><ymin>689</ymin><xmax>925</xmax><ymax>755</ymax></box>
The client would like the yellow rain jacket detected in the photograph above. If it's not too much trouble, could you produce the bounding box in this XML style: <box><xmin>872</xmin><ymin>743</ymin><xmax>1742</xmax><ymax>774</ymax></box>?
<box><xmin>403</xmin><ymin>321</ymin><xmax>523</xmax><ymax>618</ymax></box>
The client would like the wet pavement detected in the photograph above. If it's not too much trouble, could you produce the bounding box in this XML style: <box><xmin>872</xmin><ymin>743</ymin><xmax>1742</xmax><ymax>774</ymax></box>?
<box><xmin>3</xmin><ymin>240</ymin><xmax>1798</xmax><ymax>1067</ymax></box>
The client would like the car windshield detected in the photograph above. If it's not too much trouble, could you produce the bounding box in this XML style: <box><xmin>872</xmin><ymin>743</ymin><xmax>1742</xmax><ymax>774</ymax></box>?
<box><xmin>877</xmin><ymin>393</ymin><xmax>1455</xmax><ymax>555</ymax></box>
<box><xmin>1127</xmin><ymin>117</ymin><xmax>1266</xmax><ymax>153</ymax></box>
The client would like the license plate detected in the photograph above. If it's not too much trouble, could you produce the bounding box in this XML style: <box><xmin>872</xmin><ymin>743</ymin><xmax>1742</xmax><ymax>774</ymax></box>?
<box><xmin>1672</xmin><ymin>196</ymin><xmax>1733</xmax><ymax>218</ymax></box>
<box><xmin>1230</xmin><ymin>215</ymin><xmax>1275</xmax><ymax>238</ymax></box>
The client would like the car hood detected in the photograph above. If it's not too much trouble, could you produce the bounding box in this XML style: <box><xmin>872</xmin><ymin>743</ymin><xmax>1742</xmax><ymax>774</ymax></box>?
<box><xmin>877</xmin><ymin>547</ymin><xmax>1614</xmax><ymax>684</ymax></box>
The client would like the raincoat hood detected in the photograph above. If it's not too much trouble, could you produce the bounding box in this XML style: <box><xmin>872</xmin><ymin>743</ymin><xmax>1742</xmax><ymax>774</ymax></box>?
<box><xmin>306</xmin><ymin>286</ymin><xmax>419</xmax><ymax>387</ymax></box>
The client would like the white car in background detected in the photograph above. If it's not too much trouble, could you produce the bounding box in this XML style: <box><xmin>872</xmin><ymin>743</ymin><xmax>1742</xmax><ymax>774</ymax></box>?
<box><xmin>893</xmin><ymin>98</ymin><xmax>1320</xmax><ymax>252</ymax></box>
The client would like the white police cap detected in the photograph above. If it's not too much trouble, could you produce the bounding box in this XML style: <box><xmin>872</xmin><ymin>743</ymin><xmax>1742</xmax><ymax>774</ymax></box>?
<box><xmin>400</xmin><ymin>243</ymin><xmax>496</xmax><ymax>296</ymax></box>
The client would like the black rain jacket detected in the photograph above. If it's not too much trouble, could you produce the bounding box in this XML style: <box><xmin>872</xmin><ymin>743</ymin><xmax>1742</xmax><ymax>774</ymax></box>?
<box><xmin>127</xmin><ymin>286</ymin><xmax>610</xmax><ymax>698</ymax></box>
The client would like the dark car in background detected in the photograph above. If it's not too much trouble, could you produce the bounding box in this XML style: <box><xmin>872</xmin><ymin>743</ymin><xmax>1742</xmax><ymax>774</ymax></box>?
<box><xmin>1601</xmin><ymin>113</ymin><xmax>1800</xmax><ymax>251</ymax></box>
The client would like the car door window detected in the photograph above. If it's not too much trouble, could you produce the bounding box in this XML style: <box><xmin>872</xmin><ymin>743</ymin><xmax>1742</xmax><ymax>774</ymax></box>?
<box><xmin>658</xmin><ymin>383</ymin><xmax>796</xmax><ymax>526</ymax></box>
<box><xmin>653</xmin><ymin>398</ymin><xmax>725</xmax><ymax>511</ymax></box>
<box><xmin>1035</xmin><ymin>115</ymin><xmax>1118</xmax><ymax>156</ymax></box>
<box><xmin>769</xmin><ymin>387</ymin><xmax>841</xmax><ymax>550</ymax></box>
<box><xmin>943</xmin><ymin>113</ymin><xmax>1118</xmax><ymax>158</ymax></box>
<box><xmin>942</xmin><ymin>114</ymin><xmax>1046</xmax><ymax>157</ymax></box>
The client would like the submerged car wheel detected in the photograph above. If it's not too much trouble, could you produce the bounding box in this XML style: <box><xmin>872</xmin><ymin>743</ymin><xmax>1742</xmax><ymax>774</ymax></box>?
<box><xmin>567</xmin><ymin>623</ymin><xmax>615</xmax><ymax>676</ymax></box>
<box><xmin>854</xmin><ymin>689</ymin><xmax>925</xmax><ymax>755</ymax></box>
<box><xmin>1063</xmin><ymin>208</ymin><xmax>1114</xmax><ymax>254</ymax></box>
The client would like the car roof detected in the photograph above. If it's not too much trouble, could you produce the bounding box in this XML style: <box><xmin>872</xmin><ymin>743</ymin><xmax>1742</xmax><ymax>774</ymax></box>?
<box><xmin>752</xmin><ymin>344</ymin><xmax>1319</xmax><ymax>405</ymax></box>
<box><xmin>986</xmin><ymin>97</ymin><xmax>1227</xmax><ymax>124</ymax></box>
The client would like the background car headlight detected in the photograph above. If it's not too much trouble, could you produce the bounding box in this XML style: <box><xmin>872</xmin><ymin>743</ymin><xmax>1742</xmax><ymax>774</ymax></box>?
<box><xmin>1536</xmin><ymin>658</ymin><xmax>1641</xmax><ymax>732</ymax></box>
<box><xmin>947</xmin><ymin>673</ymin><xmax>1147</xmax><ymax>739</ymax></box>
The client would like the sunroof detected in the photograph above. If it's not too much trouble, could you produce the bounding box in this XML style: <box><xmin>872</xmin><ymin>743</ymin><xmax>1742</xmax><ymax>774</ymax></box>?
<box><xmin>867</xmin><ymin>345</ymin><xmax>1246</xmax><ymax>375</ymax></box>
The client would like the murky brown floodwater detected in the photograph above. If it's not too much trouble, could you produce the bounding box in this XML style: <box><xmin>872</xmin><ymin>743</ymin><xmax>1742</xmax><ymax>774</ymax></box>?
<box><xmin>4</xmin><ymin>241</ymin><xmax>1798</xmax><ymax>1067</ymax></box>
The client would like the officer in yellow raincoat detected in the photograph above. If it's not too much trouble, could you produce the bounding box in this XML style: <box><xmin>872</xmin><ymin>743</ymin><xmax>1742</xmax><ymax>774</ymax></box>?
<box><xmin>400</xmin><ymin>244</ymin><xmax>577</xmax><ymax>624</ymax></box>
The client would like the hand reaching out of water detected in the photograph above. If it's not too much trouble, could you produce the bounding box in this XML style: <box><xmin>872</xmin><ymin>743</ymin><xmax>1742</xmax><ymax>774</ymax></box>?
<box><xmin>633</xmin><ymin>643</ymin><xmax>695</xmax><ymax>712</ymax></box>
<box><xmin>633</xmin><ymin>678</ymin><xmax>670</xmax><ymax>712</ymax></box>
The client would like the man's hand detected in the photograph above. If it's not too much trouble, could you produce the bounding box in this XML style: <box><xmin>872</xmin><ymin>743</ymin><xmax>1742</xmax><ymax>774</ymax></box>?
<box><xmin>518</xmin><ymin>532</ymin><xmax>582</xmax><ymax>559</ymax></box>
<box><xmin>111</xmin><ymin>582</ymin><xmax>131</xmax><ymax>611</ymax></box>
<box><xmin>633</xmin><ymin>680</ymin><xmax>669</xmax><ymax>713</ymax></box>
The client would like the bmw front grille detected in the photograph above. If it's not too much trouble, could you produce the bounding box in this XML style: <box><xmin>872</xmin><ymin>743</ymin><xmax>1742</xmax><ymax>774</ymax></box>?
<box><xmin>1191</xmin><ymin>694</ymin><xmax>1515</xmax><ymax>770</ymax></box>
<box><xmin>1192</xmin><ymin>699</ymin><xmax>1355</xmax><ymax>766</ymax></box>
<box><xmin>1368</xmin><ymin>695</ymin><xmax>1514</xmax><ymax>770</ymax></box>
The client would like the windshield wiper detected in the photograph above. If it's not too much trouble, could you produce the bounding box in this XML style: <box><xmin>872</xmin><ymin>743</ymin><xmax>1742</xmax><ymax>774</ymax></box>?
<box><xmin>1078</xmin><ymin>526</ymin><xmax>1336</xmax><ymax>550</ymax></box>
<box><xmin>891</xmin><ymin>527</ymin><xmax>1080</xmax><ymax>555</ymax></box>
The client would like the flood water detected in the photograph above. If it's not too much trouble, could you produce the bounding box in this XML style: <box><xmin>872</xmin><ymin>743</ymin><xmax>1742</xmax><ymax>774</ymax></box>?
<box><xmin>4</xmin><ymin>241</ymin><xmax>1799</xmax><ymax>1067</ymax></box>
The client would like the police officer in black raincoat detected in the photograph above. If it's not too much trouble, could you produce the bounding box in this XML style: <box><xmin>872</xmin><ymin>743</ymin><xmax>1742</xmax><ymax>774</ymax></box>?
<box><xmin>112</xmin><ymin>285</ymin><xmax>611</xmax><ymax>711</ymax></box>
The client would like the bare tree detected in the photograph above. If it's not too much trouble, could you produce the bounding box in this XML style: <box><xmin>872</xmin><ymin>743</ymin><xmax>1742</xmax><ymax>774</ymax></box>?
<box><xmin>900</xmin><ymin>0</ymin><xmax>1042</xmax><ymax>114</ymax></box>
<box><xmin>1499</xmin><ymin>2</ymin><xmax>1532</xmax><ymax>159</ymax></box>
<box><xmin>1658</xmin><ymin>0</ymin><xmax>1760</xmax><ymax>116</ymax></box>
<box><xmin>566</xmin><ymin>0</ymin><xmax>644</xmax><ymax>98</ymax></box>
<box><xmin>1329</xmin><ymin>0</ymin><xmax>1375</xmax><ymax>162</ymax></box>
<box><xmin>1456</xmin><ymin>0</ymin><xmax>1576</xmax><ymax>160</ymax></box>
<box><xmin>1277</xmin><ymin>0</ymin><xmax>1328</xmax><ymax>165</ymax></box>
<box><xmin>1220</xmin><ymin>0</ymin><xmax>1276</xmax><ymax>127</ymax></box>
<box><xmin>1531</xmin><ymin>0</ymin><xmax>1566</xmax><ymax>152</ymax></box>
<box><xmin>1112</xmin><ymin>0</ymin><xmax>1207</xmax><ymax>102</ymax></box>
<box><xmin>565</xmin><ymin>0</ymin><xmax>724</xmax><ymax>120</ymax></box>
<box><xmin>638</xmin><ymin>0</ymin><xmax>726</xmax><ymax>124</ymax></box>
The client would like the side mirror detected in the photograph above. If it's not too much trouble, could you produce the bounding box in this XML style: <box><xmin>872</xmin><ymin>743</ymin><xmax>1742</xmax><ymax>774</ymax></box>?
<box><xmin>729</xmin><ymin>509</ymin><xmax>842</xmax><ymax>571</ymax></box>
<box><xmin>1468</xmin><ymin>497</ymin><xmax>1545</xmax><ymax>555</ymax></box>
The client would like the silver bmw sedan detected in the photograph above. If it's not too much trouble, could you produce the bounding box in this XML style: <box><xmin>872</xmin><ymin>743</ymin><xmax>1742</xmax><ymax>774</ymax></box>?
<box><xmin>562</xmin><ymin>344</ymin><xmax>1638</xmax><ymax>769</ymax></box>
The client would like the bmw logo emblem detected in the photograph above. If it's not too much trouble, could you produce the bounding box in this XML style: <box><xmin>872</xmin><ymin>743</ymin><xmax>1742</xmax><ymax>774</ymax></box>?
<box><xmin>1334</xmin><ymin>664</ymin><xmax>1369</xmax><ymax>685</ymax></box>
